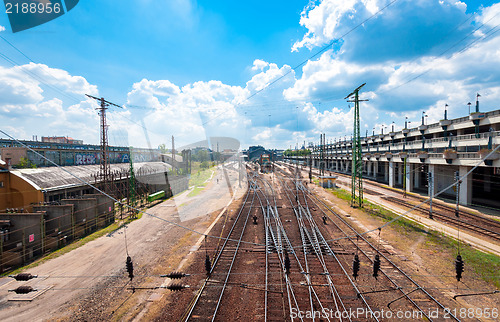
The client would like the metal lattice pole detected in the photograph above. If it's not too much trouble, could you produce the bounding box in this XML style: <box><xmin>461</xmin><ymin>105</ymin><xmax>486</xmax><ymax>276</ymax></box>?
<box><xmin>346</xmin><ymin>84</ymin><xmax>367</xmax><ymax>208</ymax></box>
<box><xmin>85</xmin><ymin>94</ymin><xmax>122</xmax><ymax>194</ymax></box>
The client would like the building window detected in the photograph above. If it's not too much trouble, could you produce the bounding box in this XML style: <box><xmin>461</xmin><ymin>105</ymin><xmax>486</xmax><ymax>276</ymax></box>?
<box><xmin>0</xmin><ymin>181</ymin><xmax>3</xmax><ymax>188</ymax></box>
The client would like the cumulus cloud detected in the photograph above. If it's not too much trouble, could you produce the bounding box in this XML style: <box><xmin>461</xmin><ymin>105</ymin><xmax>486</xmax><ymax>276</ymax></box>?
<box><xmin>292</xmin><ymin>0</ymin><xmax>472</xmax><ymax>63</ymax></box>
<box><xmin>3</xmin><ymin>1</ymin><xmax>500</xmax><ymax>150</ymax></box>
<box><xmin>283</xmin><ymin>0</ymin><xmax>500</xmax><ymax>142</ymax></box>
<box><xmin>0</xmin><ymin>63</ymin><xmax>100</xmax><ymax>143</ymax></box>
<box><xmin>0</xmin><ymin>25</ymin><xmax>5</xmax><ymax>32</ymax></box>
<box><xmin>251</xmin><ymin>59</ymin><xmax>269</xmax><ymax>71</ymax></box>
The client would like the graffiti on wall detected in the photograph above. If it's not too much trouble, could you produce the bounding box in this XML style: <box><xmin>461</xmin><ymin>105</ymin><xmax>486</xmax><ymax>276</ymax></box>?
<box><xmin>76</xmin><ymin>153</ymin><xmax>97</xmax><ymax>165</ymax></box>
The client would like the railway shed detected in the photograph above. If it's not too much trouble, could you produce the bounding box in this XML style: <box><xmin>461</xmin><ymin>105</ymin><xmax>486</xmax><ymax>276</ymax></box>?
<box><xmin>0</xmin><ymin>161</ymin><xmax>189</xmax><ymax>271</ymax></box>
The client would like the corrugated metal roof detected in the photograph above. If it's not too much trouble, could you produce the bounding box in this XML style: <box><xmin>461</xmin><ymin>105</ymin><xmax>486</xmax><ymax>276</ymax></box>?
<box><xmin>11</xmin><ymin>162</ymin><xmax>172</xmax><ymax>191</ymax></box>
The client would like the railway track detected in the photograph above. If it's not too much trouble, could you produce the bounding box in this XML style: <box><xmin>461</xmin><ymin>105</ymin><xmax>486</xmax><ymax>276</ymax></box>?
<box><xmin>182</xmin><ymin>164</ymin><xmax>464</xmax><ymax>321</ymax></box>
<box><xmin>382</xmin><ymin>196</ymin><xmax>500</xmax><ymax>242</ymax></box>
<box><xmin>282</xmin><ymin>161</ymin><xmax>500</xmax><ymax>244</ymax></box>
<box><xmin>181</xmin><ymin>177</ymin><xmax>256</xmax><ymax>321</ymax></box>
<box><xmin>275</xmin><ymin>164</ymin><xmax>461</xmax><ymax>321</ymax></box>
<box><xmin>274</xmin><ymin>172</ymin><xmax>376</xmax><ymax>321</ymax></box>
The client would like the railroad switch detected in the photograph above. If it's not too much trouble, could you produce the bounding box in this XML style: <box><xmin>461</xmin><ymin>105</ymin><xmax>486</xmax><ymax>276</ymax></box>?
<box><xmin>9</xmin><ymin>286</ymin><xmax>37</xmax><ymax>294</ymax></box>
<box><xmin>455</xmin><ymin>255</ymin><xmax>464</xmax><ymax>282</ymax></box>
<box><xmin>373</xmin><ymin>254</ymin><xmax>381</xmax><ymax>279</ymax></box>
<box><xmin>205</xmin><ymin>254</ymin><xmax>212</xmax><ymax>275</ymax></box>
<box><xmin>161</xmin><ymin>272</ymin><xmax>189</xmax><ymax>279</ymax></box>
<box><xmin>253</xmin><ymin>215</ymin><xmax>258</xmax><ymax>225</ymax></box>
<box><xmin>352</xmin><ymin>254</ymin><xmax>360</xmax><ymax>280</ymax></box>
<box><xmin>322</xmin><ymin>216</ymin><xmax>328</xmax><ymax>224</ymax></box>
<box><xmin>126</xmin><ymin>256</ymin><xmax>134</xmax><ymax>281</ymax></box>
<box><xmin>9</xmin><ymin>273</ymin><xmax>38</xmax><ymax>281</ymax></box>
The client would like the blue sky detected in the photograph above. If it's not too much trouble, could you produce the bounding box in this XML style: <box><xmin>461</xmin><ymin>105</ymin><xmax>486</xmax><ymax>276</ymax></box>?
<box><xmin>1</xmin><ymin>0</ymin><xmax>500</xmax><ymax>150</ymax></box>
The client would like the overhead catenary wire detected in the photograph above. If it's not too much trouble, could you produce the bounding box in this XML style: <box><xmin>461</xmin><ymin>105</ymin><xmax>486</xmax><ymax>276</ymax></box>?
<box><xmin>200</xmin><ymin>0</ymin><xmax>401</xmax><ymax>126</ymax></box>
<box><xmin>0</xmin><ymin>129</ymin><xmax>267</xmax><ymax>249</ymax></box>
<box><xmin>1</xmin><ymin>128</ymin><xmax>498</xmax><ymax>262</ymax></box>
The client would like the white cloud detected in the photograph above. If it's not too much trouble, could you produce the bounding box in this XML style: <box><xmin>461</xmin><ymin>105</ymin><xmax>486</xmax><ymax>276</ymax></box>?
<box><xmin>3</xmin><ymin>0</ymin><xmax>500</xmax><ymax>150</ymax></box>
<box><xmin>251</xmin><ymin>59</ymin><xmax>269</xmax><ymax>71</ymax></box>
<box><xmin>0</xmin><ymin>25</ymin><xmax>5</xmax><ymax>32</ymax></box>
<box><xmin>292</xmin><ymin>0</ymin><xmax>387</xmax><ymax>51</ymax></box>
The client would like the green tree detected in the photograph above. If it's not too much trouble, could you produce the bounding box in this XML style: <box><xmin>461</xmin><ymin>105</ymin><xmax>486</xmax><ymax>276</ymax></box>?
<box><xmin>158</xmin><ymin>143</ymin><xmax>167</xmax><ymax>154</ymax></box>
<box><xmin>16</xmin><ymin>157</ymin><xmax>36</xmax><ymax>169</ymax></box>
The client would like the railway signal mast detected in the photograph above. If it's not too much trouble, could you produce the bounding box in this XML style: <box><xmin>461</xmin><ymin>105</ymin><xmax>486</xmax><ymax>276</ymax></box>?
<box><xmin>86</xmin><ymin>94</ymin><xmax>122</xmax><ymax>194</ymax></box>
<box><xmin>345</xmin><ymin>83</ymin><xmax>368</xmax><ymax>208</ymax></box>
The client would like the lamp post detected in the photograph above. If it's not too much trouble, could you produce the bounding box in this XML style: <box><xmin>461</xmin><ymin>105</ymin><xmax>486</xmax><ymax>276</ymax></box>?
<box><xmin>421</xmin><ymin>111</ymin><xmax>428</xmax><ymax>125</ymax></box>
<box><xmin>421</xmin><ymin>112</ymin><xmax>428</xmax><ymax>151</ymax></box>
<box><xmin>467</xmin><ymin>102</ymin><xmax>471</xmax><ymax>114</ymax></box>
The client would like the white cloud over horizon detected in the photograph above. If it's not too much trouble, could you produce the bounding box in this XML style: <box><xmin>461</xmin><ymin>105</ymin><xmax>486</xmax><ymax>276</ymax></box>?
<box><xmin>1</xmin><ymin>1</ymin><xmax>500</xmax><ymax>150</ymax></box>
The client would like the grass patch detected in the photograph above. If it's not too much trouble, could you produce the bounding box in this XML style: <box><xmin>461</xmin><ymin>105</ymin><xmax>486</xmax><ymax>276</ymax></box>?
<box><xmin>426</xmin><ymin>231</ymin><xmax>500</xmax><ymax>288</ymax></box>
<box><xmin>188</xmin><ymin>185</ymin><xmax>206</xmax><ymax>197</ymax></box>
<box><xmin>327</xmin><ymin>187</ymin><xmax>500</xmax><ymax>288</ymax></box>
<box><xmin>327</xmin><ymin>187</ymin><xmax>427</xmax><ymax>235</ymax></box>
<box><xmin>186</xmin><ymin>166</ymin><xmax>215</xmax><ymax>198</ymax></box>
<box><xmin>189</xmin><ymin>167</ymin><xmax>214</xmax><ymax>187</ymax></box>
<box><xmin>3</xmin><ymin>216</ymin><xmax>140</xmax><ymax>276</ymax></box>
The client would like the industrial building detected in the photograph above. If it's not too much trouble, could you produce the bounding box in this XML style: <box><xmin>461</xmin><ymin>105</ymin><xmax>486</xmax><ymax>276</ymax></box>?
<box><xmin>0</xmin><ymin>138</ymin><xmax>160</xmax><ymax>167</ymax></box>
<box><xmin>287</xmin><ymin>108</ymin><xmax>500</xmax><ymax>208</ymax></box>
<box><xmin>0</xmin><ymin>136</ymin><xmax>190</xmax><ymax>272</ymax></box>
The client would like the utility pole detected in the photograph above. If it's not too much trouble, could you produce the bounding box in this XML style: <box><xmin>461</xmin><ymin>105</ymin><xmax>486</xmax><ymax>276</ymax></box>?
<box><xmin>309</xmin><ymin>149</ymin><xmax>312</xmax><ymax>183</ymax></box>
<box><xmin>86</xmin><ymin>94</ymin><xmax>122</xmax><ymax>194</ymax></box>
<box><xmin>455</xmin><ymin>171</ymin><xmax>461</xmax><ymax>217</ymax></box>
<box><xmin>345</xmin><ymin>83</ymin><xmax>368</xmax><ymax>208</ymax></box>
<box><xmin>428</xmin><ymin>172</ymin><xmax>433</xmax><ymax>219</ymax></box>
<box><xmin>129</xmin><ymin>147</ymin><xmax>137</xmax><ymax>218</ymax></box>
<box><xmin>403</xmin><ymin>157</ymin><xmax>407</xmax><ymax>198</ymax></box>
<box><xmin>172</xmin><ymin>135</ymin><xmax>175</xmax><ymax>169</ymax></box>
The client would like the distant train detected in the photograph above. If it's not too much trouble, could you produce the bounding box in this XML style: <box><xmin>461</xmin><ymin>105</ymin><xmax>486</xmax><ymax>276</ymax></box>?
<box><xmin>259</xmin><ymin>153</ymin><xmax>272</xmax><ymax>173</ymax></box>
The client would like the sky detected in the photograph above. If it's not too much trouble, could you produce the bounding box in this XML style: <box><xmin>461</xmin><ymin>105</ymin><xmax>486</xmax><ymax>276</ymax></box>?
<box><xmin>0</xmin><ymin>0</ymin><xmax>500</xmax><ymax>151</ymax></box>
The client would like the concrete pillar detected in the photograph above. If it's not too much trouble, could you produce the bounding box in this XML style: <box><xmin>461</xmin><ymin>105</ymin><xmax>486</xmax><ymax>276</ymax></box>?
<box><xmin>373</xmin><ymin>161</ymin><xmax>378</xmax><ymax>180</ymax></box>
<box><xmin>367</xmin><ymin>161</ymin><xmax>371</xmax><ymax>176</ymax></box>
<box><xmin>384</xmin><ymin>162</ymin><xmax>389</xmax><ymax>182</ymax></box>
<box><xmin>414</xmin><ymin>165</ymin><xmax>421</xmax><ymax>189</ymax></box>
<box><xmin>397</xmin><ymin>163</ymin><xmax>403</xmax><ymax>185</ymax></box>
<box><xmin>405</xmin><ymin>162</ymin><xmax>413</xmax><ymax>192</ymax></box>
<box><xmin>459</xmin><ymin>166</ymin><xmax>472</xmax><ymax>206</ymax></box>
<box><xmin>389</xmin><ymin>161</ymin><xmax>395</xmax><ymax>187</ymax></box>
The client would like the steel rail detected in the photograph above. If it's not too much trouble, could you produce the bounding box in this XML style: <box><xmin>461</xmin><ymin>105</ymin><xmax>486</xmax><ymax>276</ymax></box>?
<box><xmin>278</xmin><ymin>173</ymin><xmax>369</xmax><ymax>322</ymax></box>
<box><xmin>255</xmin><ymin>175</ymin><xmax>303</xmax><ymax>321</ymax></box>
<box><xmin>181</xmin><ymin>179</ymin><xmax>255</xmax><ymax>322</ymax></box>
<box><xmin>304</xmin><ymin>185</ymin><xmax>460</xmax><ymax>322</ymax></box>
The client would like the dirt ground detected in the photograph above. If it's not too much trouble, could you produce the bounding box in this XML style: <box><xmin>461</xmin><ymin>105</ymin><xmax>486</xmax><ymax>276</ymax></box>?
<box><xmin>307</xmin><ymin>178</ymin><xmax>500</xmax><ymax>321</ymax></box>
<box><xmin>1</xmin><ymin>161</ymin><xmax>498</xmax><ymax>321</ymax></box>
<box><xmin>0</xmin><ymin>163</ymin><xmax>245</xmax><ymax>321</ymax></box>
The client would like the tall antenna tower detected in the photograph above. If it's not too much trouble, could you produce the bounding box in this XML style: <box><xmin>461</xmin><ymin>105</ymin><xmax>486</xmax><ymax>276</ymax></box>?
<box><xmin>86</xmin><ymin>94</ymin><xmax>122</xmax><ymax>193</ymax></box>
<box><xmin>345</xmin><ymin>83</ymin><xmax>368</xmax><ymax>208</ymax></box>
